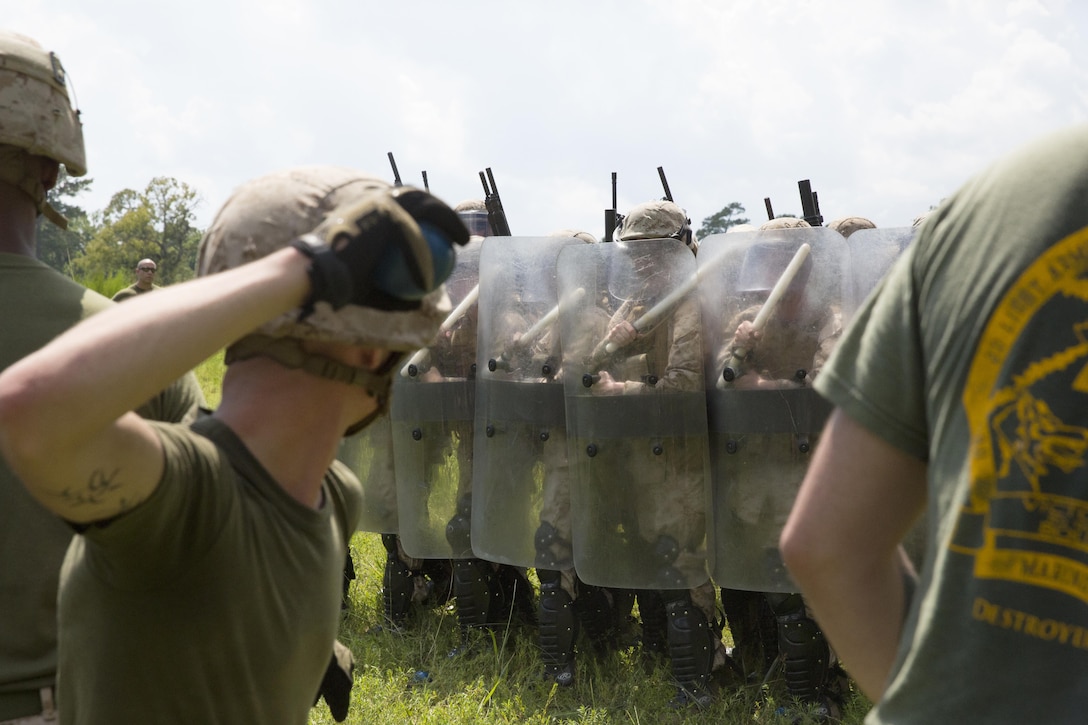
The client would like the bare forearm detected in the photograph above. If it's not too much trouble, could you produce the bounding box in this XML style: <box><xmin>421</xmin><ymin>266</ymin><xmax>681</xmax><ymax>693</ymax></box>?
<box><xmin>797</xmin><ymin>547</ymin><xmax>915</xmax><ymax>700</ymax></box>
<box><xmin>781</xmin><ymin>408</ymin><xmax>926</xmax><ymax>702</ymax></box>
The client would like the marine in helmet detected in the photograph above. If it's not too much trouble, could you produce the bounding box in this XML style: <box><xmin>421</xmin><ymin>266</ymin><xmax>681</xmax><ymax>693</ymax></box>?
<box><xmin>356</xmin><ymin>201</ymin><xmax>491</xmax><ymax>636</ymax></box>
<box><xmin>0</xmin><ymin>165</ymin><xmax>468</xmax><ymax>722</ymax></box>
<box><xmin>454</xmin><ymin>198</ymin><xmax>492</xmax><ymax>239</ymax></box>
<box><xmin>717</xmin><ymin>231</ymin><xmax>849</xmax><ymax>720</ymax></box>
<box><xmin>0</xmin><ymin>31</ymin><xmax>206</xmax><ymax>725</ymax></box>
<box><xmin>528</xmin><ymin>229</ymin><xmax>636</xmax><ymax>686</ymax></box>
<box><xmin>591</xmin><ymin>200</ymin><xmax>735</xmax><ymax>707</ymax></box>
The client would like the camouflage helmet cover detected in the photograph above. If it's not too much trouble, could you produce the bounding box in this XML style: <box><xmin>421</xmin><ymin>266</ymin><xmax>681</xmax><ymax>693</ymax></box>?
<box><xmin>197</xmin><ymin>166</ymin><xmax>452</xmax><ymax>351</ymax></box>
<box><xmin>759</xmin><ymin>217</ymin><xmax>811</xmax><ymax>231</ymax></box>
<box><xmin>0</xmin><ymin>31</ymin><xmax>86</xmax><ymax>175</ymax></box>
<box><xmin>617</xmin><ymin>199</ymin><xmax>689</xmax><ymax>241</ymax></box>
<box><xmin>827</xmin><ymin>216</ymin><xmax>876</xmax><ymax>238</ymax></box>
<box><xmin>549</xmin><ymin>228</ymin><xmax>598</xmax><ymax>244</ymax></box>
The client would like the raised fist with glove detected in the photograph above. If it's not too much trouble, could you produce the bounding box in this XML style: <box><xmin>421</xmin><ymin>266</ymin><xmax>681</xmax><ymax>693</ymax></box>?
<box><xmin>291</xmin><ymin>186</ymin><xmax>470</xmax><ymax>318</ymax></box>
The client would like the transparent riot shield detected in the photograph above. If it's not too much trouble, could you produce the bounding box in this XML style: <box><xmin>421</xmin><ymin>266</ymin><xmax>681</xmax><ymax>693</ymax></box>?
<box><xmin>698</xmin><ymin>227</ymin><xmax>847</xmax><ymax>592</ymax></box>
<box><xmin>843</xmin><ymin>226</ymin><xmax>916</xmax><ymax>321</ymax></box>
<box><xmin>471</xmin><ymin>236</ymin><xmax>586</xmax><ymax>569</ymax></box>
<box><xmin>337</xmin><ymin>412</ymin><xmax>398</xmax><ymax>533</ymax></box>
<box><xmin>557</xmin><ymin>238</ymin><xmax>712</xmax><ymax>591</ymax></box>
<box><xmin>392</xmin><ymin>238</ymin><xmax>482</xmax><ymax>560</ymax></box>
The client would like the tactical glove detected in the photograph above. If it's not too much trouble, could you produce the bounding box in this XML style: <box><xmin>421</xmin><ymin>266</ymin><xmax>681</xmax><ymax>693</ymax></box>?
<box><xmin>292</xmin><ymin>186</ymin><xmax>469</xmax><ymax>316</ymax></box>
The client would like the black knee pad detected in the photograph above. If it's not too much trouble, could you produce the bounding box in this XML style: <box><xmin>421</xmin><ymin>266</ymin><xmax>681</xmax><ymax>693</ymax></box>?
<box><xmin>445</xmin><ymin>512</ymin><xmax>473</xmax><ymax>557</ymax></box>
<box><xmin>538</xmin><ymin>573</ymin><xmax>577</xmax><ymax>673</ymax></box>
<box><xmin>382</xmin><ymin>548</ymin><xmax>414</xmax><ymax>626</ymax></box>
<box><xmin>637</xmin><ymin>590</ymin><xmax>668</xmax><ymax>655</ymax></box>
<box><xmin>452</xmin><ymin>558</ymin><xmax>493</xmax><ymax>633</ymax></box>
<box><xmin>665</xmin><ymin>592</ymin><xmax>714</xmax><ymax>693</ymax></box>
<box><xmin>768</xmin><ymin>593</ymin><xmax>830</xmax><ymax>703</ymax></box>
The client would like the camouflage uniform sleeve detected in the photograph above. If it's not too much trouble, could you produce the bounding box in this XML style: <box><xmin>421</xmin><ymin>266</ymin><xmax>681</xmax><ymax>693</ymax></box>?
<box><xmin>624</xmin><ymin>296</ymin><xmax>703</xmax><ymax>393</ymax></box>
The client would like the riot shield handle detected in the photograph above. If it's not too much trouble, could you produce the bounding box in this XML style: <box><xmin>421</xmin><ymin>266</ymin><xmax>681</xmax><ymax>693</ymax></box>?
<box><xmin>721</xmin><ymin>243</ymin><xmax>811</xmax><ymax>384</ymax></box>
<box><xmin>489</xmin><ymin>288</ymin><xmax>586</xmax><ymax>374</ymax></box>
<box><xmin>399</xmin><ymin>284</ymin><xmax>481</xmax><ymax>378</ymax></box>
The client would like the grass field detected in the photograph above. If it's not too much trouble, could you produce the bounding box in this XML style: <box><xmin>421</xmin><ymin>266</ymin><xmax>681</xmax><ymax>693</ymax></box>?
<box><xmin>190</xmin><ymin>356</ymin><xmax>872</xmax><ymax>724</ymax></box>
<box><xmin>308</xmin><ymin>532</ymin><xmax>872</xmax><ymax>724</ymax></box>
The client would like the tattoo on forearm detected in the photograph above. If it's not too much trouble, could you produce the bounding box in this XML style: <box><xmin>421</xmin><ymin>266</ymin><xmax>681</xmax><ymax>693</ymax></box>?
<box><xmin>57</xmin><ymin>468</ymin><xmax>123</xmax><ymax>508</ymax></box>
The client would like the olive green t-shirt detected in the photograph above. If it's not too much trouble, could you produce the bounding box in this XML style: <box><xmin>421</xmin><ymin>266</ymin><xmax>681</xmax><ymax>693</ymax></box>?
<box><xmin>0</xmin><ymin>255</ymin><xmax>113</xmax><ymax>704</ymax></box>
<box><xmin>56</xmin><ymin>417</ymin><xmax>363</xmax><ymax>724</ymax></box>
<box><xmin>111</xmin><ymin>282</ymin><xmax>159</xmax><ymax>302</ymax></box>
<box><xmin>0</xmin><ymin>253</ymin><xmax>204</xmax><ymax>716</ymax></box>
<box><xmin>816</xmin><ymin>125</ymin><xmax>1088</xmax><ymax>723</ymax></box>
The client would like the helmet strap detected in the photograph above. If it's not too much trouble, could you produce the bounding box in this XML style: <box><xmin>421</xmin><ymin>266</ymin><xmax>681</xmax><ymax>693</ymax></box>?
<box><xmin>225</xmin><ymin>334</ymin><xmax>402</xmax><ymax>435</ymax></box>
<box><xmin>0</xmin><ymin>146</ymin><xmax>68</xmax><ymax>229</ymax></box>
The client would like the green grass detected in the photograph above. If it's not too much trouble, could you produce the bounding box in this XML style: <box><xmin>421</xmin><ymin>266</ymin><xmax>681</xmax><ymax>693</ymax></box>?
<box><xmin>194</xmin><ymin>350</ymin><xmax>225</xmax><ymax>408</ymax></box>
<box><xmin>309</xmin><ymin>533</ymin><xmax>873</xmax><ymax>724</ymax></box>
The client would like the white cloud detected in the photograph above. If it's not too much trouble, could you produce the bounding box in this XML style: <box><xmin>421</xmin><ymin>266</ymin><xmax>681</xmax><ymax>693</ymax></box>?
<box><xmin>5</xmin><ymin>0</ymin><xmax>1088</xmax><ymax>233</ymax></box>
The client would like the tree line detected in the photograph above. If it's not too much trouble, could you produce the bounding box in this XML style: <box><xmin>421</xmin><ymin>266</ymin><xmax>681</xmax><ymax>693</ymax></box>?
<box><xmin>38</xmin><ymin>172</ymin><xmax>203</xmax><ymax>290</ymax></box>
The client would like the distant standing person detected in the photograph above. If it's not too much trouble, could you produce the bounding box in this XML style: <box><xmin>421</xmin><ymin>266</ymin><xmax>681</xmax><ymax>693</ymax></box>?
<box><xmin>111</xmin><ymin>258</ymin><xmax>159</xmax><ymax>301</ymax></box>
<box><xmin>781</xmin><ymin>124</ymin><xmax>1088</xmax><ymax>723</ymax></box>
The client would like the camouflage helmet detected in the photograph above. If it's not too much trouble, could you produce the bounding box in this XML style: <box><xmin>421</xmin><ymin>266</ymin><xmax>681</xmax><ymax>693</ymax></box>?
<box><xmin>454</xmin><ymin>198</ymin><xmax>491</xmax><ymax>238</ymax></box>
<box><xmin>549</xmin><ymin>228</ymin><xmax>598</xmax><ymax>244</ymax></box>
<box><xmin>0</xmin><ymin>31</ymin><xmax>85</xmax><ymax>176</ymax></box>
<box><xmin>827</xmin><ymin>216</ymin><xmax>876</xmax><ymax>238</ymax></box>
<box><xmin>759</xmin><ymin>217</ymin><xmax>811</xmax><ymax>231</ymax></box>
<box><xmin>197</xmin><ymin>166</ymin><xmax>453</xmax><ymax>352</ymax></box>
<box><xmin>617</xmin><ymin>200</ymin><xmax>691</xmax><ymax>242</ymax></box>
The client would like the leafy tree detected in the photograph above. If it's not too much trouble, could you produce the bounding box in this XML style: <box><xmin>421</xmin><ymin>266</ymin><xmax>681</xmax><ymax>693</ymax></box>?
<box><xmin>36</xmin><ymin>168</ymin><xmax>94</xmax><ymax>273</ymax></box>
<box><xmin>72</xmin><ymin>176</ymin><xmax>203</xmax><ymax>286</ymax></box>
<box><xmin>697</xmin><ymin>201</ymin><xmax>749</xmax><ymax>238</ymax></box>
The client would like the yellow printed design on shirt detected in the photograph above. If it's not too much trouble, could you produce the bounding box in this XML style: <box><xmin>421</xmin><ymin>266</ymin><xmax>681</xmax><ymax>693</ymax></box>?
<box><xmin>956</xmin><ymin>225</ymin><xmax>1088</xmax><ymax>605</ymax></box>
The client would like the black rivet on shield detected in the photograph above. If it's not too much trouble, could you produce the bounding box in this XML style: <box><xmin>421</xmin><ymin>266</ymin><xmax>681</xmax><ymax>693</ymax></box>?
<box><xmin>726</xmin><ymin>440</ymin><xmax>737</xmax><ymax>454</ymax></box>
<box><xmin>539</xmin><ymin>430</ymin><xmax>550</xmax><ymax>442</ymax></box>
<box><xmin>488</xmin><ymin>359</ymin><xmax>497</xmax><ymax>372</ymax></box>
<box><xmin>652</xmin><ymin>445</ymin><xmax>663</xmax><ymax>456</ymax></box>
<box><xmin>586</xmin><ymin>443</ymin><xmax>598</xmax><ymax>458</ymax></box>
<box><xmin>411</xmin><ymin>428</ymin><xmax>422</xmax><ymax>441</ymax></box>
<box><xmin>723</xmin><ymin>367</ymin><xmax>736</xmax><ymax>382</ymax></box>
<box><xmin>798</xmin><ymin>437</ymin><xmax>810</xmax><ymax>454</ymax></box>
<box><xmin>407</xmin><ymin>364</ymin><xmax>419</xmax><ymax>378</ymax></box>
<box><xmin>795</xmin><ymin>369</ymin><xmax>808</xmax><ymax>381</ymax></box>
<box><xmin>541</xmin><ymin>362</ymin><xmax>553</xmax><ymax>376</ymax></box>
<box><xmin>486</xmin><ymin>424</ymin><xmax>495</xmax><ymax>437</ymax></box>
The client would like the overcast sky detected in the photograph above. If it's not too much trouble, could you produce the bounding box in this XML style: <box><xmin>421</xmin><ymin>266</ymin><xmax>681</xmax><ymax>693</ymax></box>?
<box><xmin>9</xmin><ymin>0</ymin><xmax>1088</xmax><ymax>238</ymax></box>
